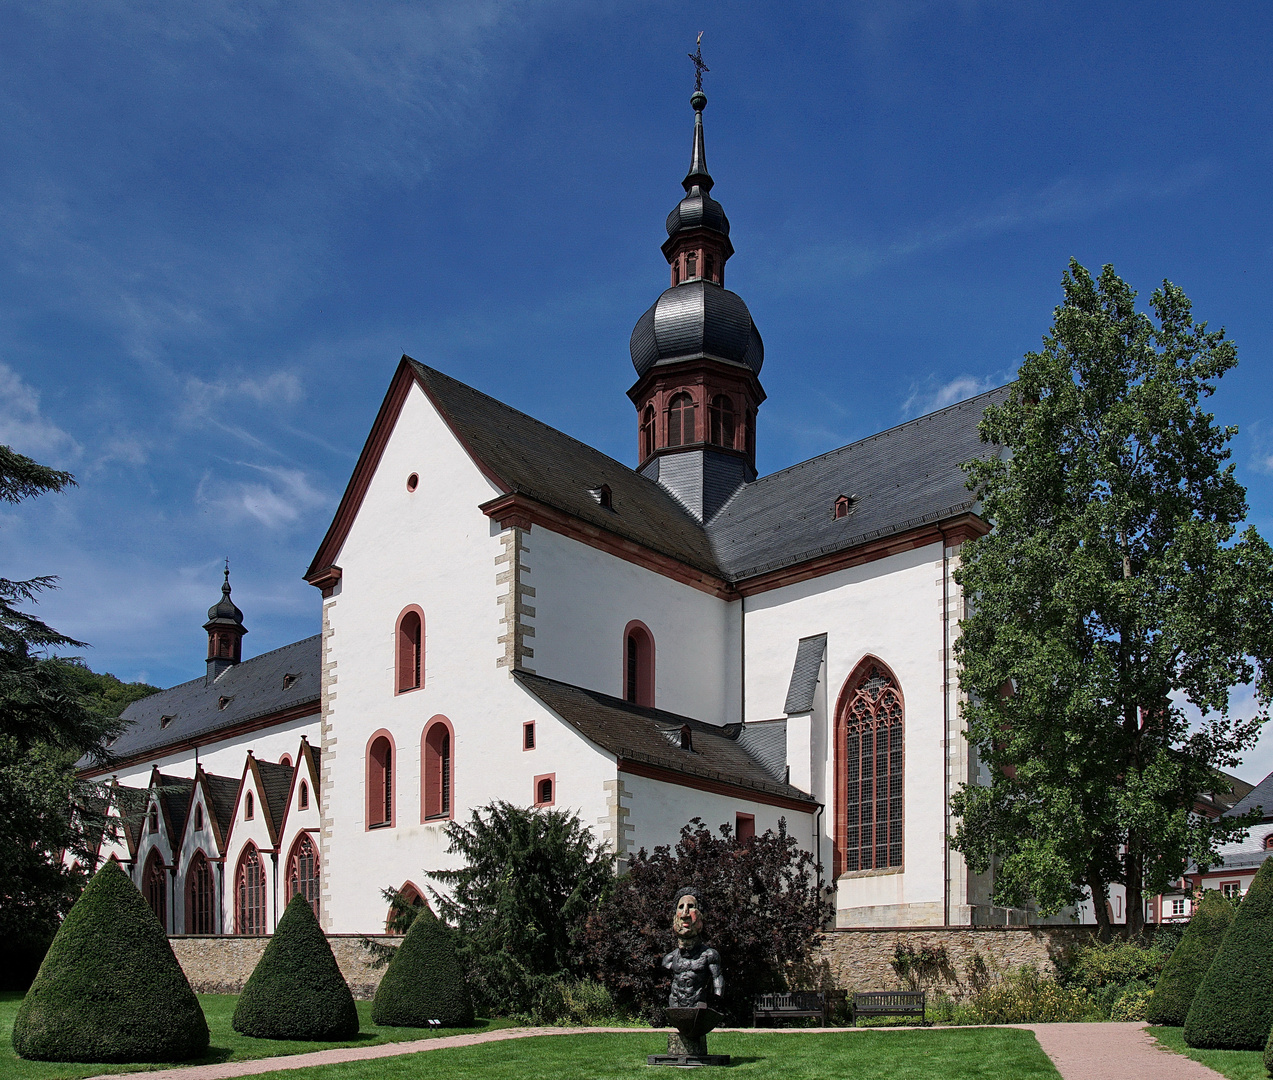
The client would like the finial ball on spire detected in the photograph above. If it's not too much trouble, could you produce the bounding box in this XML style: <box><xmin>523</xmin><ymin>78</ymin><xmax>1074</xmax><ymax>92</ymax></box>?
<box><xmin>691</xmin><ymin>89</ymin><xmax>707</xmax><ymax>112</ymax></box>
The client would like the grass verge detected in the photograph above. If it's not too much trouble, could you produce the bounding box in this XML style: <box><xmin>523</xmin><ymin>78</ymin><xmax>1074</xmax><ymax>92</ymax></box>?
<box><xmin>1148</xmin><ymin>1026</ymin><xmax>1267</xmax><ymax>1080</ymax></box>
<box><xmin>0</xmin><ymin>991</ymin><xmax>514</xmax><ymax>1080</ymax></box>
<box><xmin>170</xmin><ymin>1028</ymin><xmax>1062</xmax><ymax>1080</ymax></box>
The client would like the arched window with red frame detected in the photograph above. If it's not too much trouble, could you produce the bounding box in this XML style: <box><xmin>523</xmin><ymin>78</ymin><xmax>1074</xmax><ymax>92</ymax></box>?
<box><xmin>835</xmin><ymin>658</ymin><xmax>905</xmax><ymax>876</ymax></box>
<box><xmin>667</xmin><ymin>393</ymin><xmax>695</xmax><ymax>447</ymax></box>
<box><xmin>709</xmin><ymin>395</ymin><xmax>735</xmax><ymax>449</ymax></box>
<box><xmin>386</xmin><ymin>881</ymin><xmax>424</xmax><ymax>935</ymax></box>
<box><xmin>623</xmin><ymin>621</ymin><xmax>655</xmax><ymax>707</ymax></box>
<box><xmin>142</xmin><ymin>849</ymin><xmax>167</xmax><ymax>930</ymax></box>
<box><xmin>286</xmin><ymin>833</ymin><xmax>320</xmax><ymax>919</ymax></box>
<box><xmin>396</xmin><ymin>607</ymin><xmax>424</xmax><ymax>693</ymax></box>
<box><xmin>642</xmin><ymin>405</ymin><xmax>656</xmax><ymax>459</ymax></box>
<box><xmin>421</xmin><ymin>716</ymin><xmax>453</xmax><ymax>821</ymax></box>
<box><xmin>235</xmin><ymin>843</ymin><xmax>266</xmax><ymax>934</ymax></box>
<box><xmin>186</xmin><ymin>850</ymin><xmax>216</xmax><ymax>934</ymax></box>
<box><xmin>367</xmin><ymin>731</ymin><xmax>395</xmax><ymax>828</ymax></box>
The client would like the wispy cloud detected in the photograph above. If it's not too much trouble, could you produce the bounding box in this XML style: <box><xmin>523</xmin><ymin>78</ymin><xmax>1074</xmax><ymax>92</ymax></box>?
<box><xmin>0</xmin><ymin>362</ymin><xmax>81</xmax><ymax>462</ymax></box>
<box><xmin>902</xmin><ymin>373</ymin><xmax>1002</xmax><ymax>418</ymax></box>
<box><xmin>196</xmin><ymin>464</ymin><xmax>329</xmax><ymax>530</ymax></box>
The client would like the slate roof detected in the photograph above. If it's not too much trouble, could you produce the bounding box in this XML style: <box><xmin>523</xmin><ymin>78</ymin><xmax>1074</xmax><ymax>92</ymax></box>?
<box><xmin>514</xmin><ymin>671</ymin><xmax>815</xmax><ymax>805</ymax></box>
<box><xmin>156</xmin><ymin>773</ymin><xmax>195</xmax><ymax>846</ymax></box>
<box><xmin>203</xmin><ymin>772</ymin><xmax>240</xmax><ymax>841</ymax></box>
<box><xmin>254</xmin><ymin>758</ymin><xmax>294</xmax><ymax>839</ymax></box>
<box><xmin>1226</xmin><ymin>768</ymin><xmax>1273</xmax><ymax>820</ymax></box>
<box><xmin>94</xmin><ymin>636</ymin><xmax>321</xmax><ymax>768</ymax></box>
<box><xmin>783</xmin><ymin>634</ymin><xmax>827</xmax><ymax>714</ymax></box>
<box><xmin>112</xmin><ymin>783</ymin><xmax>147</xmax><ymax>854</ymax></box>
<box><xmin>409</xmin><ymin>361</ymin><xmax>1006</xmax><ymax>585</ymax></box>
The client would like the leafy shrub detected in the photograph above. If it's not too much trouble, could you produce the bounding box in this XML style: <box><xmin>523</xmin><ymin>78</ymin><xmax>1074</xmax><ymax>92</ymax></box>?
<box><xmin>1111</xmin><ymin>986</ymin><xmax>1151</xmax><ymax>1022</ymax></box>
<box><xmin>578</xmin><ymin>817</ymin><xmax>831</xmax><ymax>1023</ymax></box>
<box><xmin>372</xmin><ymin>906</ymin><xmax>474</xmax><ymax>1027</ymax></box>
<box><xmin>1185</xmin><ymin>856</ymin><xmax>1273</xmax><ymax>1049</ymax></box>
<box><xmin>428</xmin><ymin>802</ymin><xmax>614</xmax><ymax>1016</ymax></box>
<box><xmin>232</xmin><ymin>893</ymin><xmax>358</xmax><ymax>1040</ymax></box>
<box><xmin>966</xmin><ymin>966</ymin><xmax>1099</xmax><ymax>1024</ymax></box>
<box><xmin>891</xmin><ymin>942</ymin><xmax>957</xmax><ymax>991</ymax></box>
<box><xmin>1145</xmin><ymin>890</ymin><xmax>1233</xmax><ymax>1026</ymax></box>
<box><xmin>529</xmin><ymin>975</ymin><xmax>626</xmax><ymax>1026</ymax></box>
<box><xmin>1059</xmin><ymin>938</ymin><xmax>1169</xmax><ymax>993</ymax></box>
<box><xmin>12</xmin><ymin>859</ymin><xmax>209</xmax><ymax>1062</ymax></box>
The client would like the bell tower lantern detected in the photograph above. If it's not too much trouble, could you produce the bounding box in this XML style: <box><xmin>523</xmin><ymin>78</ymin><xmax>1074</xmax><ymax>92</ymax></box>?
<box><xmin>627</xmin><ymin>46</ymin><xmax>765</xmax><ymax>523</ymax></box>
<box><xmin>204</xmin><ymin>562</ymin><xmax>247</xmax><ymax>684</ymax></box>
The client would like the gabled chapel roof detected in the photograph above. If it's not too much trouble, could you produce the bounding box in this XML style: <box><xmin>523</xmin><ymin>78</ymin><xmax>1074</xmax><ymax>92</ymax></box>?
<box><xmin>514</xmin><ymin>671</ymin><xmax>816</xmax><ymax>807</ymax></box>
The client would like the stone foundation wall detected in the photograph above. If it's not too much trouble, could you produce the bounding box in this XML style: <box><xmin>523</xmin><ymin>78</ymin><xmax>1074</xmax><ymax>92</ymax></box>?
<box><xmin>169</xmin><ymin>935</ymin><xmax>401</xmax><ymax>999</ymax></box>
<box><xmin>812</xmin><ymin>926</ymin><xmax>1103</xmax><ymax>999</ymax></box>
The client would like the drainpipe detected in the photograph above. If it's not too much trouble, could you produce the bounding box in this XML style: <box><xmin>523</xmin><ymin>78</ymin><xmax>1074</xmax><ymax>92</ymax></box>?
<box><xmin>942</xmin><ymin>529</ymin><xmax>951</xmax><ymax>927</ymax></box>
<box><xmin>739</xmin><ymin>593</ymin><xmax>746</xmax><ymax>725</ymax></box>
<box><xmin>814</xmin><ymin>802</ymin><xmax>825</xmax><ymax>904</ymax></box>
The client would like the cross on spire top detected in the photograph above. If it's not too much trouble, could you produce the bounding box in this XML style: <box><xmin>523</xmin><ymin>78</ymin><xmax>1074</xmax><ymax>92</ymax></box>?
<box><xmin>688</xmin><ymin>32</ymin><xmax>709</xmax><ymax>93</ymax></box>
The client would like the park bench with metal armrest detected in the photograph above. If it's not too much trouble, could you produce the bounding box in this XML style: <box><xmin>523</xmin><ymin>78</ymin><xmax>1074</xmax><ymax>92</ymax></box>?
<box><xmin>852</xmin><ymin>990</ymin><xmax>926</xmax><ymax>1025</ymax></box>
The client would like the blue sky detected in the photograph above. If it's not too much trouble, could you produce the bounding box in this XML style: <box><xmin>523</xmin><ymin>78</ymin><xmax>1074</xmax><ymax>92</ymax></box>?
<box><xmin>3</xmin><ymin>3</ymin><xmax>1273</xmax><ymax>773</ymax></box>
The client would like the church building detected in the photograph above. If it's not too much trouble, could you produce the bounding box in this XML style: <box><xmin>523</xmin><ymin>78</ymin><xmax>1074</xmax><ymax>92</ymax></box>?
<box><xmin>82</xmin><ymin>82</ymin><xmax>1023</xmax><ymax>935</ymax></box>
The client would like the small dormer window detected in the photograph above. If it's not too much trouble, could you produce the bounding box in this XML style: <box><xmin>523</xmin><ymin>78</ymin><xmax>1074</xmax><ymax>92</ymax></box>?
<box><xmin>160</xmin><ymin>715</ymin><xmax>174</xmax><ymax>729</ymax></box>
<box><xmin>834</xmin><ymin>494</ymin><xmax>855</xmax><ymax>520</ymax></box>
<box><xmin>679</xmin><ymin>724</ymin><xmax>693</xmax><ymax>752</ymax></box>
<box><xmin>245</xmin><ymin>791</ymin><xmax>254</xmax><ymax>820</ymax></box>
<box><xmin>218</xmin><ymin>696</ymin><xmax>231</xmax><ymax>710</ymax></box>
<box><xmin>590</xmin><ymin>484</ymin><xmax>613</xmax><ymax>510</ymax></box>
<box><xmin>283</xmin><ymin>673</ymin><xmax>299</xmax><ymax>690</ymax></box>
<box><xmin>1265</xmin><ymin>834</ymin><xmax>1273</xmax><ymax>851</ymax></box>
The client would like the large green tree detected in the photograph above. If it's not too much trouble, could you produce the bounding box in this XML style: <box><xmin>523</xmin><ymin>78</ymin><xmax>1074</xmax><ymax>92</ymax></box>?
<box><xmin>0</xmin><ymin>446</ymin><xmax>156</xmax><ymax>956</ymax></box>
<box><xmin>950</xmin><ymin>261</ymin><xmax>1273</xmax><ymax>933</ymax></box>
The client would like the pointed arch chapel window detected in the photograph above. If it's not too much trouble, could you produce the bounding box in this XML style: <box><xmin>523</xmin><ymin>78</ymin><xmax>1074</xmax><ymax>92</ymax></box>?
<box><xmin>397</xmin><ymin>609</ymin><xmax>423</xmax><ymax>693</ymax></box>
<box><xmin>667</xmin><ymin>393</ymin><xmax>695</xmax><ymax>448</ymax></box>
<box><xmin>709</xmin><ymin>395</ymin><xmax>735</xmax><ymax>448</ymax></box>
<box><xmin>838</xmin><ymin>661</ymin><xmax>904</xmax><ymax>874</ymax></box>
<box><xmin>235</xmin><ymin>844</ymin><xmax>266</xmax><ymax>934</ymax></box>
<box><xmin>286</xmin><ymin>833</ymin><xmax>320</xmax><ymax>919</ymax></box>
<box><xmin>143</xmin><ymin>849</ymin><xmax>166</xmax><ymax>930</ymax></box>
<box><xmin>187</xmin><ymin>851</ymin><xmax>216</xmax><ymax>934</ymax></box>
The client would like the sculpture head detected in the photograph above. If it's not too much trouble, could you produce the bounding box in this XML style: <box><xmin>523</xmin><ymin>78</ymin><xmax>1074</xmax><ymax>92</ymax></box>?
<box><xmin>672</xmin><ymin>886</ymin><xmax>704</xmax><ymax>943</ymax></box>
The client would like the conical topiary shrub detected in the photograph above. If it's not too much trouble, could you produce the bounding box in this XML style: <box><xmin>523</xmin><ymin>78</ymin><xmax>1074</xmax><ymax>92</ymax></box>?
<box><xmin>1146</xmin><ymin>890</ymin><xmax>1234</xmax><ymax>1026</ymax></box>
<box><xmin>371</xmin><ymin>907</ymin><xmax>474</xmax><ymax>1027</ymax></box>
<box><xmin>12</xmin><ymin>859</ymin><xmax>209</xmax><ymax>1062</ymax></box>
<box><xmin>1184</xmin><ymin>857</ymin><xmax>1273</xmax><ymax>1049</ymax></box>
<box><xmin>233</xmin><ymin>893</ymin><xmax>359</xmax><ymax>1040</ymax></box>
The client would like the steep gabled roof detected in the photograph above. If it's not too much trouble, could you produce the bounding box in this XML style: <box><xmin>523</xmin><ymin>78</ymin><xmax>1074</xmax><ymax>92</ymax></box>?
<box><xmin>153</xmin><ymin>770</ymin><xmax>195</xmax><ymax>849</ymax></box>
<box><xmin>89</xmin><ymin>636</ymin><xmax>321</xmax><ymax>771</ymax></box>
<box><xmin>515</xmin><ymin>671</ymin><xmax>815</xmax><ymax>807</ymax></box>
<box><xmin>1227</xmin><ymin>769</ymin><xmax>1273</xmax><ymax>820</ymax></box>
<box><xmin>193</xmin><ymin>767</ymin><xmax>240</xmax><ymax>852</ymax></box>
<box><xmin>255</xmin><ymin>758</ymin><xmax>294</xmax><ymax>842</ymax></box>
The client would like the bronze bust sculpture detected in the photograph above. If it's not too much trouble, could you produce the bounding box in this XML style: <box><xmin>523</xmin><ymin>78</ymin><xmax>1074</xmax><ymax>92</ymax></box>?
<box><xmin>648</xmin><ymin>887</ymin><xmax>729</xmax><ymax>1067</ymax></box>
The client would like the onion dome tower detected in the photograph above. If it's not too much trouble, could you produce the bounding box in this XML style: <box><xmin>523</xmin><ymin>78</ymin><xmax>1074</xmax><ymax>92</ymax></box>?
<box><xmin>203</xmin><ymin>562</ymin><xmax>247</xmax><ymax>684</ymax></box>
<box><xmin>628</xmin><ymin>56</ymin><xmax>765</xmax><ymax>523</ymax></box>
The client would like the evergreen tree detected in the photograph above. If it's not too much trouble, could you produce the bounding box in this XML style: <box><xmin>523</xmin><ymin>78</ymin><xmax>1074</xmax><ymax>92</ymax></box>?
<box><xmin>12</xmin><ymin>860</ymin><xmax>208</xmax><ymax>1062</ymax></box>
<box><xmin>951</xmin><ymin>262</ymin><xmax>1273</xmax><ymax>931</ymax></box>
<box><xmin>371</xmin><ymin>906</ymin><xmax>474</xmax><ymax>1028</ymax></box>
<box><xmin>1145</xmin><ymin>890</ymin><xmax>1233</xmax><ymax>1026</ymax></box>
<box><xmin>233</xmin><ymin>893</ymin><xmax>359</xmax><ymax>1040</ymax></box>
<box><xmin>1184</xmin><ymin>857</ymin><xmax>1273</xmax><ymax>1048</ymax></box>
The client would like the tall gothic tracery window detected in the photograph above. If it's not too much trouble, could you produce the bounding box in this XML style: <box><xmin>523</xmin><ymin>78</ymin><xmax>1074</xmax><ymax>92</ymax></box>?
<box><xmin>422</xmin><ymin>718</ymin><xmax>453</xmax><ymax>820</ymax></box>
<box><xmin>235</xmin><ymin>843</ymin><xmax>266</xmax><ymax>934</ymax></box>
<box><xmin>667</xmin><ymin>393</ymin><xmax>695</xmax><ymax>447</ymax></box>
<box><xmin>837</xmin><ymin>660</ymin><xmax>905</xmax><ymax>874</ymax></box>
<box><xmin>286</xmin><ymin>833</ymin><xmax>320</xmax><ymax>918</ymax></box>
<box><xmin>186</xmin><ymin>850</ymin><xmax>216</xmax><ymax>934</ymax></box>
<box><xmin>143</xmin><ymin>849</ymin><xmax>167</xmax><ymax>930</ymax></box>
<box><xmin>709</xmin><ymin>395</ymin><xmax>735</xmax><ymax>449</ymax></box>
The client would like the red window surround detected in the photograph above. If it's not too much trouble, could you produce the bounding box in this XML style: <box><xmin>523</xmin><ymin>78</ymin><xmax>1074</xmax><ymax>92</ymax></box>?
<box><xmin>735</xmin><ymin>813</ymin><xmax>756</xmax><ymax>841</ymax></box>
<box><xmin>366</xmin><ymin>730</ymin><xmax>396</xmax><ymax>829</ymax></box>
<box><xmin>286</xmin><ymin>832</ymin><xmax>320</xmax><ymax>919</ymax></box>
<box><xmin>421</xmin><ymin>715</ymin><xmax>454</xmax><ymax>822</ymax></box>
<box><xmin>833</xmin><ymin>656</ymin><xmax>905</xmax><ymax>878</ymax></box>
<box><xmin>387</xmin><ymin>881</ymin><xmax>424</xmax><ymax>935</ymax></box>
<box><xmin>396</xmin><ymin>606</ymin><xmax>425</xmax><ymax>694</ymax></box>
<box><xmin>623</xmin><ymin>621</ymin><xmax>655</xmax><ymax>708</ymax></box>
<box><xmin>245</xmin><ymin>791</ymin><xmax>254</xmax><ymax>820</ymax></box>
<box><xmin>523</xmin><ymin>721</ymin><xmax>536</xmax><ymax>750</ymax></box>
<box><xmin>534</xmin><ymin>773</ymin><xmax>556</xmax><ymax>807</ymax></box>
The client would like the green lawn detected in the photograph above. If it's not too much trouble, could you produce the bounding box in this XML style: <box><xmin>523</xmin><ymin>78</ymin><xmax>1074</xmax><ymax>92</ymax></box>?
<box><xmin>0</xmin><ymin>992</ymin><xmax>514</xmax><ymax>1080</ymax></box>
<box><xmin>175</xmin><ymin>1029</ymin><xmax>1061</xmax><ymax>1080</ymax></box>
<box><xmin>1149</xmin><ymin>1026</ymin><xmax>1267</xmax><ymax>1080</ymax></box>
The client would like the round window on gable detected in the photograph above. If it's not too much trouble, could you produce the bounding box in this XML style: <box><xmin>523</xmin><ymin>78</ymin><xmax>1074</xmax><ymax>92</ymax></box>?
<box><xmin>406</xmin><ymin>473</ymin><xmax>419</xmax><ymax>492</ymax></box>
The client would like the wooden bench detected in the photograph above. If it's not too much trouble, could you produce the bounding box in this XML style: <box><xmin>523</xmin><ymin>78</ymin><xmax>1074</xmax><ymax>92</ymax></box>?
<box><xmin>753</xmin><ymin>991</ymin><xmax>837</xmax><ymax>1026</ymax></box>
<box><xmin>852</xmin><ymin>990</ymin><xmax>926</xmax><ymax>1025</ymax></box>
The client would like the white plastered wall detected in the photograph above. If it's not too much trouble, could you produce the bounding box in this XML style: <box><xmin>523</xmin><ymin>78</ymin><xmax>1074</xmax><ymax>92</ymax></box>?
<box><xmin>742</xmin><ymin>542</ymin><xmax>949</xmax><ymax>926</ymax></box>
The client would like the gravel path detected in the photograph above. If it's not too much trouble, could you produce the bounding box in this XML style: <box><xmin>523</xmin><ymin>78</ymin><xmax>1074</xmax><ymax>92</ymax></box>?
<box><xmin>83</xmin><ymin>1020</ymin><xmax>1227</xmax><ymax>1080</ymax></box>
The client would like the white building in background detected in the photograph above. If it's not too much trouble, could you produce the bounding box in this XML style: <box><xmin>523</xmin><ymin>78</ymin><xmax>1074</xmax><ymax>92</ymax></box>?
<box><xmin>82</xmin><ymin>87</ymin><xmax>1030</xmax><ymax>935</ymax></box>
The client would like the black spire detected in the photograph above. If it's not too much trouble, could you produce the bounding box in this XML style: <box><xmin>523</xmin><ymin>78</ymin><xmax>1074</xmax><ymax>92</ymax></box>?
<box><xmin>203</xmin><ymin>561</ymin><xmax>247</xmax><ymax>683</ymax></box>
<box><xmin>683</xmin><ymin>38</ymin><xmax>713</xmax><ymax>194</ymax></box>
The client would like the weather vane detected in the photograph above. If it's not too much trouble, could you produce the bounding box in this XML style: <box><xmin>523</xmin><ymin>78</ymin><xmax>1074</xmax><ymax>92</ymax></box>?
<box><xmin>688</xmin><ymin>31</ymin><xmax>708</xmax><ymax>93</ymax></box>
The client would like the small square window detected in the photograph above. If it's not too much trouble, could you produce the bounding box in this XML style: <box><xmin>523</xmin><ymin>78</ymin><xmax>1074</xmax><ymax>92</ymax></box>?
<box><xmin>1171</xmin><ymin>898</ymin><xmax>1185</xmax><ymax>916</ymax></box>
<box><xmin>523</xmin><ymin>722</ymin><xmax>536</xmax><ymax>751</ymax></box>
<box><xmin>1222</xmin><ymin>881</ymin><xmax>1241</xmax><ymax>899</ymax></box>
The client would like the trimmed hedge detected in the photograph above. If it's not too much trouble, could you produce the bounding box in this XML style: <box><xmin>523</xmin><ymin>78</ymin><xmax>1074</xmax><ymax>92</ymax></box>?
<box><xmin>371</xmin><ymin>907</ymin><xmax>474</xmax><ymax>1027</ymax></box>
<box><xmin>232</xmin><ymin>893</ymin><xmax>358</xmax><ymax>1040</ymax></box>
<box><xmin>1184</xmin><ymin>857</ymin><xmax>1273</xmax><ymax>1049</ymax></box>
<box><xmin>1145</xmin><ymin>890</ymin><xmax>1234</xmax><ymax>1026</ymax></box>
<box><xmin>12</xmin><ymin>859</ymin><xmax>209</xmax><ymax>1063</ymax></box>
